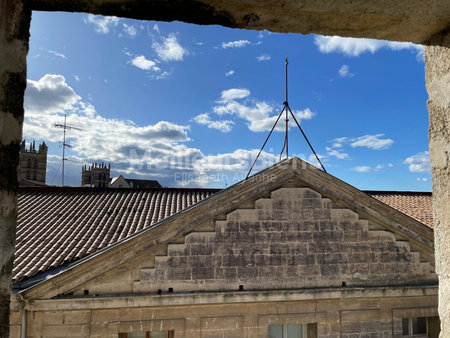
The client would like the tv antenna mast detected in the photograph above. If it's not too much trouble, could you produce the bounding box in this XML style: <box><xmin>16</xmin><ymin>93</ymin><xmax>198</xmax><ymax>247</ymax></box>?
<box><xmin>246</xmin><ymin>58</ymin><xmax>326</xmax><ymax>179</ymax></box>
<box><xmin>55</xmin><ymin>115</ymin><xmax>82</xmax><ymax>186</ymax></box>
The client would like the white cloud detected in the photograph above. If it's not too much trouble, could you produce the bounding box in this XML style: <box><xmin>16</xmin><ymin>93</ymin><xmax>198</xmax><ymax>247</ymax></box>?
<box><xmin>47</xmin><ymin>49</ymin><xmax>67</xmax><ymax>59</ymax></box>
<box><xmin>220</xmin><ymin>88</ymin><xmax>250</xmax><ymax>101</ymax></box>
<box><xmin>314</xmin><ymin>35</ymin><xmax>424</xmax><ymax>60</ymax></box>
<box><xmin>130</xmin><ymin>55</ymin><xmax>159</xmax><ymax>71</ymax></box>
<box><xmin>153</xmin><ymin>24</ymin><xmax>159</xmax><ymax>32</ymax></box>
<box><xmin>403</xmin><ymin>151</ymin><xmax>431</xmax><ymax>173</ymax></box>
<box><xmin>221</xmin><ymin>40</ymin><xmax>250</xmax><ymax>49</ymax></box>
<box><xmin>25</xmin><ymin>74</ymin><xmax>80</xmax><ymax>115</ymax></box>
<box><xmin>152</xmin><ymin>33</ymin><xmax>186</xmax><ymax>61</ymax></box>
<box><xmin>123</xmin><ymin>24</ymin><xmax>137</xmax><ymax>37</ymax></box>
<box><xmin>225</xmin><ymin>70</ymin><xmax>235</xmax><ymax>77</ymax></box>
<box><xmin>193</xmin><ymin>113</ymin><xmax>234</xmax><ymax>133</ymax></box>
<box><xmin>86</xmin><ymin>14</ymin><xmax>120</xmax><ymax>34</ymax></box>
<box><xmin>350</xmin><ymin>134</ymin><xmax>394</xmax><ymax>150</ymax></box>
<box><xmin>191</xmin><ymin>149</ymin><xmax>278</xmax><ymax>184</ymax></box>
<box><xmin>351</xmin><ymin>164</ymin><xmax>383</xmax><ymax>173</ymax></box>
<box><xmin>73</xmin><ymin>75</ymin><xmax>80</xmax><ymax>81</ymax></box>
<box><xmin>325</xmin><ymin>146</ymin><xmax>349</xmax><ymax>159</ymax></box>
<box><xmin>416</xmin><ymin>177</ymin><xmax>428</xmax><ymax>182</ymax></box>
<box><xmin>257</xmin><ymin>54</ymin><xmax>271</xmax><ymax>61</ymax></box>
<box><xmin>213</xmin><ymin>88</ymin><xmax>315</xmax><ymax>132</ymax></box>
<box><xmin>330</xmin><ymin>134</ymin><xmax>393</xmax><ymax>150</ymax></box>
<box><xmin>338</xmin><ymin>64</ymin><xmax>354</xmax><ymax>78</ymax></box>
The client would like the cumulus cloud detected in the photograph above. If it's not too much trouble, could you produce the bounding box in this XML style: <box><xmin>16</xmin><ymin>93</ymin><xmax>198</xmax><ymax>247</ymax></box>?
<box><xmin>193</xmin><ymin>113</ymin><xmax>234</xmax><ymax>133</ymax></box>
<box><xmin>314</xmin><ymin>35</ymin><xmax>424</xmax><ymax>60</ymax></box>
<box><xmin>350</xmin><ymin>134</ymin><xmax>394</xmax><ymax>150</ymax></box>
<box><xmin>225</xmin><ymin>70</ymin><xmax>235</xmax><ymax>77</ymax></box>
<box><xmin>152</xmin><ymin>33</ymin><xmax>186</xmax><ymax>61</ymax></box>
<box><xmin>338</xmin><ymin>64</ymin><xmax>354</xmax><ymax>78</ymax></box>
<box><xmin>130</xmin><ymin>55</ymin><xmax>160</xmax><ymax>71</ymax></box>
<box><xmin>221</xmin><ymin>40</ymin><xmax>250</xmax><ymax>49</ymax></box>
<box><xmin>25</xmin><ymin>74</ymin><xmax>80</xmax><ymax>114</ymax></box>
<box><xmin>257</xmin><ymin>54</ymin><xmax>271</xmax><ymax>61</ymax></box>
<box><xmin>351</xmin><ymin>164</ymin><xmax>383</xmax><ymax>173</ymax></box>
<box><xmin>86</xmin><ymin>14</ymin><xmax>120</xmax><ymax>34</ymax></box>
<box><xmin>403</xmin><ymin>151</ymin><xmax>431</xmax><ymax>173</ymax></box>
<box><xmin>212</xmin><ymin>88</ymin><xmax>315</xmax><ymax>132</ymax></box>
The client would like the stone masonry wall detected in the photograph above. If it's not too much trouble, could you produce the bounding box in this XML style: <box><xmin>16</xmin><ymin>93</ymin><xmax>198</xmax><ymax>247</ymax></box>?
<box><xmin>134</xmin><ymin>187</ymin><xmax>437</xmax><ymax>293</ymax></box>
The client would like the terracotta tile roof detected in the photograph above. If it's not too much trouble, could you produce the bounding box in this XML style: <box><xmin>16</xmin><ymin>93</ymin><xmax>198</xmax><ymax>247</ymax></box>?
<box><xmin>14</xmin><ymin>187</ymin><xmax>219</xmax><ymax>282</ymax></box>
<box><xmin>365</xmin><ymin>191</ymin><xmax>433</xmax><ymax>228</ymax></box>
<box><xmin>13</xmin><ymin>187</ymin><xmax>433</xmax><ymax>282</ymax></box>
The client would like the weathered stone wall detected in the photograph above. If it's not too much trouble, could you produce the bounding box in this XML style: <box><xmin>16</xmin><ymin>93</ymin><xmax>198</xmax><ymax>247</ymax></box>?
<box><xmin>125</xmin><ymin>187</ymin><xmax>436</xmax><ymax>293</ymax></box>
<box><xmin>0</xmin><ymin>0</ymin><xmax>30</xmax><ymax>336</ymax></box>
<box><xmin>9</xmin><ymin>293</ymin><xmax>439</xmax><ymax>337</ymax></box>
<box><xmin>27</xmin><ymin>0</ymin><xmax>450</xmax><ymax>45</ymax></box>
<box><xmin>425</xmin><ymin>34</ymin><xmax>450</xmax><ymax>338</ymax></box>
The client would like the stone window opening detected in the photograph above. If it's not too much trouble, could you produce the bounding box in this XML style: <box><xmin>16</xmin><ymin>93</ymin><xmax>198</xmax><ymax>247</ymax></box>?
<box><xmin>34</xmin><ymin>159</ymin><xmax>38</xmax><ymax>169</ymax></box>
<box><xmin>268</xmin><ymin>324</ymin><xmax>311</xmax><ymax>338</ymax></box>
<box><xmin>118</xmin><ymin>330</ymin><xmax>175</xmax><ymax>338</ymax></box>
<box><xmin>27</xmin><ymin>159</ymin><xmax>31</xmax><ymax>168</ymax></box>
<box><xmin>402</xmin><ymin>317</ymin><xmax>427</xmax><ymax>336</ymax></box>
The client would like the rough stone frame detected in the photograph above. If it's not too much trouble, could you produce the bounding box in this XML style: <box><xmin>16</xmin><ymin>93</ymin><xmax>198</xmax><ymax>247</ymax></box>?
<box><xmin>1</xmin><ymin>1</ymin><xmax>449</xmax><ymax>337</ymax></box>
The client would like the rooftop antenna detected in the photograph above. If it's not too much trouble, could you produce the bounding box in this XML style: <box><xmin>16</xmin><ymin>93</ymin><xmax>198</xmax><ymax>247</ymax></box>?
<box><xmin>246</xmin><ymin>58</ymin><xmax>326</xmax><ymax>179</ymax></box>
<box><xmin>55</xmin><ymin>114</ymin><xmax>82</xmax><ymax>186</ymax></box>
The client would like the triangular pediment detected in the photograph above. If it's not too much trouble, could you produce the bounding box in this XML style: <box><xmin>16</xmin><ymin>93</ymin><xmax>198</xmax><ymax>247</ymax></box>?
<box><xmin>21</xmin><ymin>158</ymin><xmax>436</xmax><ymax>299</ymax></box>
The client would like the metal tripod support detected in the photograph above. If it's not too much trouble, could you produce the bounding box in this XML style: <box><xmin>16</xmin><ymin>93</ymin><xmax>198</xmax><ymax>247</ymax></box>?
<box><xmin>246</xmin><ymin>59</ymin><xmax>326</xmax><ymax>180</ymax></box>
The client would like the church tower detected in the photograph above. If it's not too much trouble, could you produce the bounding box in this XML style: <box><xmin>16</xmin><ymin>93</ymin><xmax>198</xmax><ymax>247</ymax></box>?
<box><xmin>18</xmin><ymin>140</ymin><xmax>48</xmax><ymax>186</ymax></box>
<box><xmin>81</xmin><ymin>162</ymin><xmax>111</xmax><ymax>187</ymax></box>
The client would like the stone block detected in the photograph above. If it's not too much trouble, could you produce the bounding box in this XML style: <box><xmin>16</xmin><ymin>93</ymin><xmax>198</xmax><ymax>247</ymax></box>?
<box><xmin>313</xmin><ymin>230</ymin><xmax>343</xmax><ymax>242</ymax></box>
<box><xmin>168</xmin><ymin>243</ymin><xmax>189</xmax><ymax>256</ymax></box>
<box><xmin>167</xmin><ymin>267</ymin><xmax>192</xmax><ymax>280</ymax></box>
<box><xmin>237</xmin><ymin>266</ymin><xmax>258</xmax><ymax>278</ymax></box>
<box><xmin>269</xmin><ymin>244</ymin><xmax>291</xmax><ymax>255</ymax></box>
<box><xmin>192</xmin><ymin>266</ymin><xmax>214</xmax><ymax>279</ymax></box>
<box><xmin>214</xmin><ymin>267</ymin><xmax>237</xmax><ymax>279</ymax></box>
<box><xmin>238</xmin><ymin>221</ymin><xmax>261</xmax><ymax>232</ymax></box>
<box><xmin>303</xmin><ymin>198</ymin><xmax>322</xmax><ymax>209</ymax></box>
<box><xmin>316</xmin><ymin>253</ymin><xmax>347</xmax><ymax>265</ymax></box>
<box><xmin>320</xmin><ymin>264</ymin><xmax>339</xmax><ymax>276</ymax></box>
<box><xmin>302</xmin><ymin>220</ymin><xmax>319</xmax><ymax>231</ymax></box>
<box><xmin>320</xmin><ymin>220</ymin><xmax>337</xmax><ymax>231</ymax></box>
<box><xmin>190</xmin><ymin>243</ymin><xmax>214</xmax><ymax>256</ymax></box>
<box><xmin>260</xmin><ymin>221</ymin><xmax>283</xmax><ymax>232</ymax></box>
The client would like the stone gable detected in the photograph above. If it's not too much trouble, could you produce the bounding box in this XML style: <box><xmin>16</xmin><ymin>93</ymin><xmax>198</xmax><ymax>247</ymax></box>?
<box><xmin>89</xmin><ymin>186</ymin><xmax>438</xmax><ymax>295</ymax></box>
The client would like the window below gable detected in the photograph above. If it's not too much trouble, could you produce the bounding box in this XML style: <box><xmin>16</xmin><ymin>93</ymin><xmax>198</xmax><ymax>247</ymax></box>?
<box><xmin>118</xmin><ymin>331</ymin><xmax>174</xmax><ymax>338</ymax></box>
<box><xmin>269</xmin><ymin>323</ymin><xmax>316</xmax><ymax>338</ymax></box>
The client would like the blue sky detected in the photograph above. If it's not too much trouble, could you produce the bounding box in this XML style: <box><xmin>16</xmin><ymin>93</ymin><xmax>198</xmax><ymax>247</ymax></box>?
<box><xmin>24</xmin><ymin>11</ymin><xmax>432</xmax><ymax>190</ymax></box>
